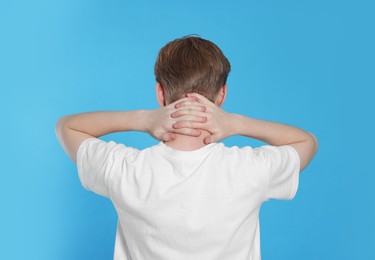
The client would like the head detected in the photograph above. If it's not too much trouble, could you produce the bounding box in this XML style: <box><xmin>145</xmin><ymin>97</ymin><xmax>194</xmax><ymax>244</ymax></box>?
<box><xmin>154</xmin><ymin>35</ymin><xmax>231</xmax><ymax>106</ymax></box>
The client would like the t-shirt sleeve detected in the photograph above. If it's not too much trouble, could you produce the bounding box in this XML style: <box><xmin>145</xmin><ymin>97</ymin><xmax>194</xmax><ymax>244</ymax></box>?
<box><xmin>254</xmin><ymin>144</ymin><xmax>300</xmax><ymax>201</ymax></box>
<box><xmin>76</xmin><ymin>137</ymin><xmax>137</xmax><ymax>198</ymax></box>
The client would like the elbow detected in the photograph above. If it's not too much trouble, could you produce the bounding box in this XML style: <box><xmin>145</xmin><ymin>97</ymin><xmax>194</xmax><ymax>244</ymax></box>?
<box><xmin>308</xmin><ymin>132</ymin><xmax>319</xmax><ymax>155</ymax></box>
<box><xmin>55</xmin><ymin>116</ymin><xmax>69</xmax><ymax>139</ymax></box>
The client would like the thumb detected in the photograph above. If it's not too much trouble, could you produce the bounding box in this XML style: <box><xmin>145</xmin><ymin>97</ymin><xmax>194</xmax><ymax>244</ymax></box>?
<box><xmin>204</xmin><ymin>135</ymin><xmax>214</xmax><ymax>144</ymax></box>
<box><xmin>162</xmin><ymin>133</ymin><xmax>176</xmax><ymax>142</ymax></box>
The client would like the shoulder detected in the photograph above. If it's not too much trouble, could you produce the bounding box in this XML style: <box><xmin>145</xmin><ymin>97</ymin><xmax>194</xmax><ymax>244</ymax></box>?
<box><xmin>208</xmin><ymin>142</ymin><xmax>260</xmax><ymax>162</ymax></box>
<box><xmin>218</xmin><ymin>143</ymin><xmax>296</xmax><ymax>157</ymax></box>
<box><xmin>77</xmin><ymin>137</ymin><xmax>141</xmax><ymax>160</ymax></box>
<box><xmin>214</xmin><ymin>142</ymin><xmax>256</xmax><ymax>154</ymax></box>
<box><xmin>211</xmin><ymin>143</ymin><xmax>296</xmax><ymax>165</ymax></box>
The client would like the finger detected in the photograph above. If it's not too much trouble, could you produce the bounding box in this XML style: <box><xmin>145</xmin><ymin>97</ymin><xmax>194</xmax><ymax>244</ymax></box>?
<box><xmin>174</xmin><ymin>100</ymin><xmax>202</xmax><ymax>109</ymax></box>
<box><xmin>204</xmin><ymin>134</ymin><xmax>222</xmax><ymax>144</ymax></box>
<box><xmin>172</xmin><ymin>105</ymin><xmax>206</xmax><ymax>114</ymax></box>
<box><xmin>204</xmin><ymin>135</ymin><xmax>213</xmax><ymax>144</ymax></box>
<box><xmin>173</xmin><ymin>128</ymin><xmax>201</xmax><ymax>137</ymax></box>
<box><xmin>174</xmin><ymin>114</ymin><xmax>207</xmax><ymax>123</ymax></box>
<box><xmin>173</xmin><ymin>121</ymin><xmax>207</xmax><ymax>129</ymax></box>
<box><xmin>186</xmin><ymin>93</ymin><xmax>213</xmax><ymax>105</ymax></box>
<box><xmin>170</xmin><ymin>96</ymin><xmax>199</xmax><ymax>107</ymax></box>
<box><xmin>171</xmin><ymin>108</ymin><xmax>207</xmax><ymax>118</ymax></box>
<box><xmin>183</xmin><ymin>104</ymin><xmax>206</xmax><ymax>111</ymax></box>
<box><xmin>172</xmin><ymin>114</ymin><xmax>207</xmax><ymax>123</ymax></box>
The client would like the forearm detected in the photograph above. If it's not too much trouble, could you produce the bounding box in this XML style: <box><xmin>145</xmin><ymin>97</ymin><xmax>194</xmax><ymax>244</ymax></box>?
<box><xmin>177</xmin><ymin>92</ymin><xmax>317</xmax><ymax>171</ymax></box>
<box><xmin>230</xmin><ymin>114</ymin><xmax>312</xmax><ymax>146</ymax></box>
<box><xmin>55</xmin><ymin>97</ymin><xmax>206</xmax><ymax>164</ymax></box>
<box><xmin>223</xmin><ymin>113</ymin><xmax>318</xmax><ymax>171</ymax></box>
<box><xmin>57</xmin><ymin>110</ymin><xmax>149</xmax><ymax>137</ymax></box>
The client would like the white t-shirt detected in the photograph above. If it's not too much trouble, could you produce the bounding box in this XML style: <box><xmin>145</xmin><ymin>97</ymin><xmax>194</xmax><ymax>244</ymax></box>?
<box><xmin>77</xmin><ymin>137</ymin><xmax>300</xmax><ymax>260</ymax></box>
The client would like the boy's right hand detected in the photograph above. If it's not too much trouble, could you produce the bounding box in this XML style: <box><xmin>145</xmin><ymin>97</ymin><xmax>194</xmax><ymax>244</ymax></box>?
<box><xmin>171</xmin><ymin>93</ymin><xmax>234</xmax><ymax>144</ymax></box>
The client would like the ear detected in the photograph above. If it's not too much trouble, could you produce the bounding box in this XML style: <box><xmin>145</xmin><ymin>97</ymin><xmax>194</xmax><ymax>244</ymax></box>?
<box><xmin>214</xmin><ymin>85</ymin><xmax>228</xmax><ymax>107</ymax></box>
<box><xmin>156</xmin><ymin>82</ymin><xmax>166</xmax><ymax>106</ymax></box>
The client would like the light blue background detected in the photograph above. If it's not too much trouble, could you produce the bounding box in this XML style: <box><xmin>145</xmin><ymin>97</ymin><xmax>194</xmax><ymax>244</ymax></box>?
<box><xmin>1</xmin><ymin>0</ymin><xmax>374</xmax><ymax>259</ymax></box>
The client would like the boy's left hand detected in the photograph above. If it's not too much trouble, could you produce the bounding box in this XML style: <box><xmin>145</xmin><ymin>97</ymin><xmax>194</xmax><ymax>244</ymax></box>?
<box><xmin>144</xmin><ymin>96</ymin><xmax>207</xmax><ymax>141</ymax></box>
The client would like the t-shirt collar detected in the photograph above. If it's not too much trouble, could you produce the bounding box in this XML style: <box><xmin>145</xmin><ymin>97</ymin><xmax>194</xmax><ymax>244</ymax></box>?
<box><xmin>157</xmin><ymin>141</ymin><xmax>217</xmax><ymax>160</ymax></box>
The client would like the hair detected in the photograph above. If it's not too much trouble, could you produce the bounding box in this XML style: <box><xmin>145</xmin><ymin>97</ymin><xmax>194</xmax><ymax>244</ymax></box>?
<box><xmin>154</xmin><ymin>35</ymin><xmax>231</xmax><ymax>103</ymax></box>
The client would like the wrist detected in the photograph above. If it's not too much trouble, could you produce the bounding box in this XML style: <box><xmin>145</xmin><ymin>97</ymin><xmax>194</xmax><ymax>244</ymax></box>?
<box><xmin>137</xmin><ymin>110</ymin><xmax>152</xmax><ymax>133</ymax></box>
<box><xmin>227</xmin><ymin>113</ymin><xmax>243</xmax><ymax>136</ymax></box>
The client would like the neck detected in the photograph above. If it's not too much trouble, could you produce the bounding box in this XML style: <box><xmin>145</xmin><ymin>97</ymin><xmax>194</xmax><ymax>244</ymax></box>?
<box><xmin>163</xmin><ymin>130</ymin><xmax>212</xmax><ymax>151</ymax></box>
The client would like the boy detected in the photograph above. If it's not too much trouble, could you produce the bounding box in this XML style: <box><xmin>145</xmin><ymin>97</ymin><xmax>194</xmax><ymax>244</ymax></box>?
<box><xmin>56</xmin><ymin>36</ymin><xmax>318</xmax><ymax>260</ymax></box>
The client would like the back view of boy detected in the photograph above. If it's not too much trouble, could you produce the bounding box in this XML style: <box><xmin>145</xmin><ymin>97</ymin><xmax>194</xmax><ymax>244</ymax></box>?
<box><xmin>56</xmin><ymin>36</ymin><xmax>318</xmax><ymax>260</ymax></box>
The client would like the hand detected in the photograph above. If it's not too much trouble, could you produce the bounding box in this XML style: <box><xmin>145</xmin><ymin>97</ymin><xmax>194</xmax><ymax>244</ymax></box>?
<box><xmin>171</xmin><ymin>93</ymin><xmax>233</xmax><ymax>144</ymax></box>
<box><xmin>145</xmin><ymin>96</ymin><xmax>207</xmax><ymax>141</ymax></box>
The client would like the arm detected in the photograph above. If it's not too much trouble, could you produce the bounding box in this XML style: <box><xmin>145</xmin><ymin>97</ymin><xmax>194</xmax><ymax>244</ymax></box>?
<box><xmin>55</xmin><ymin>97</ymin><xmax>206</xmax><ymax>164</ymax></box>
<box><xmin>172</xmin><ymin>93</ymin><xmax>318</xmax><ymax>172</ymax></box>
<box><xmin>227</xmin><ymin>114</ymin><xmax>318</xmax><ymax>172</ymax></box>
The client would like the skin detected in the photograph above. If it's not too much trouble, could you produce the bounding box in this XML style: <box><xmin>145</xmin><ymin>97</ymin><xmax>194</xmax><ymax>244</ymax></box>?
<box><xmin>56</xmin><ymin>83</ymin><xmax>318</xmax><ymax>172</ymax></box>
<box><xmin>173</xmin><ymin>91</ymin><xmax>318</xmax><ymax>172</ymax></box>
<box><xmin>55</xmin><ymin>95</ymin><xmax>205</xmax><ymax>164</ymax></box>
<box><xmin>155</xmin><ymin>82</ymin><xmax>228</xmax><ymax>151</ymax></box>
